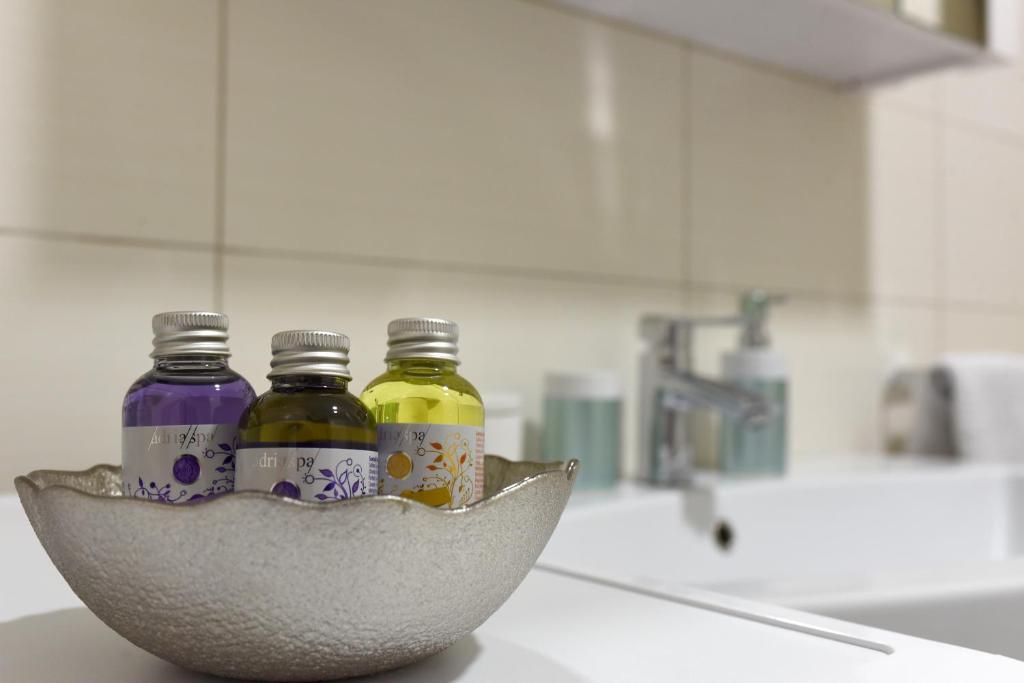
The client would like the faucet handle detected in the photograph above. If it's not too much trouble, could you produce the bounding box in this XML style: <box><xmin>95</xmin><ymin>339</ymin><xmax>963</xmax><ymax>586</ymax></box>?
<box><xmin>738</xmin><ymin>290</ymin><xmax>785</xmax><ymax>347</ymax></box>
<box><xmin>640</xmin><ymin>315</ymin><xmax>673</xmax><ymax>342</ymax></box>
<box><xmin>640</xmin><ymin>314</ymin><xmax>742</xmax><ymax>341</ymax></box>
<box><xmin>640</xmin><ymin>313</ymin><xmax>744</xmax><ymax>369</ymax></box>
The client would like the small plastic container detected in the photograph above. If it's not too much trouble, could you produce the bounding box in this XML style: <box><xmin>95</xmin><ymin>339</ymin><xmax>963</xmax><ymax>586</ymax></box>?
<box><xmin>542</xmin><ymin>371</ymin><xmax>621</xmax><ymax>489</ymax></box>
<box><xmin>483</xmin><ymin>392</ymin><xmax>524</xmax><ymax>461</ymax></box>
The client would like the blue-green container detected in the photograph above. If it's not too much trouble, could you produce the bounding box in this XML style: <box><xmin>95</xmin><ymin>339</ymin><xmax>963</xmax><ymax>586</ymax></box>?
<box><xmin>542</xmin><ymin>372</ymin><xmax>622</xmax><ymax>490</ymax></box>
<box><xmin>719</xmin><ymin>378</ymin><xmax>786</xmax><ymax>475</ymax></box>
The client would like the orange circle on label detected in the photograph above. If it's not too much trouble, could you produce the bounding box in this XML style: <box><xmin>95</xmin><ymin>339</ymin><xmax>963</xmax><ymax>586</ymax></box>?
<box><xmin>386</xmin><ymin>451</ymin><xmax>413</xmax><ymax>480</ymax></box>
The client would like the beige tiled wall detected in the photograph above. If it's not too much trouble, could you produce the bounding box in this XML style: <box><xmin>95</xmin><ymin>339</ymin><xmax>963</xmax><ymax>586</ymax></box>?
<box><xmin>0</xmin><ymin>0</ymin><xmax>220</xmax><ymax>243</ymax></box>
<box><xmin>224</xmin><ymin>0</ymin><xmax>686</xmax><ymax>284</ymax></box>
<box><xmin>3</xmin><ymin>0</ymin><xmax>1024</xmax><ymax>488</ymax></box>
<box><xmin>689</xmin><ymin>51</ymin><xmax>870</xmax><ymax>298</ymax></box>
<box><xmin>0</xmin><ymin>236</ymin><xmax>215</xmax><ymax>482</ymax></box>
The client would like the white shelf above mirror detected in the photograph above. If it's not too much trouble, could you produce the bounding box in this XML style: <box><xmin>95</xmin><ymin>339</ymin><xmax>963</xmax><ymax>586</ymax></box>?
<box><xmin>552</xmin><ymin>0</ymin><xmax>1020</xmax><ymax>87</ymax></box>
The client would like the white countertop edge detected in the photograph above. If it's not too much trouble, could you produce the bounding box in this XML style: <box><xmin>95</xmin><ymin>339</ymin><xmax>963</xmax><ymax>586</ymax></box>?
<box><xmin>531</xmin><ymin>563</ymin><xmax>1024</xmax><ymax>679</ymax></box>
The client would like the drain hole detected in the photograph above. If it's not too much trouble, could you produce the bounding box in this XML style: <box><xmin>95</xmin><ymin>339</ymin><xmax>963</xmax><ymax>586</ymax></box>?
<box><xmin>714</xmin><ymin>520</ymin><xmax>734</xmax><ymax>552</ymax></box>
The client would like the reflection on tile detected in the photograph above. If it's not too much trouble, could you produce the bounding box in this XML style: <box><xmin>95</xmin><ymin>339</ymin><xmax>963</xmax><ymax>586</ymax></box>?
<box><xmin>223</xmin><ymin>253</ymin><xmax>684</xmax><ymax>476</ymax></box>
<box><xmin>689</xmin><ymin>50</ymin><xmax>869</xmax><ymax>296</ymax></box>
<box><xmin>0</xmin><ymin>236</ymin><xmax>215</xmax><ymax>488</ymax></box>
<box><xmin>866</xmin><ymin>105</ymin><xmax>938</xmax><ymax>300</ymax></box>
<box><xmin>943</xmin><ymin>125</ymin><xmax>1024</xmax><ymax>307</ymax></box>
<box><xmin>684</xmin><ymin>290</ymin><xmax>938</xmax><ymax>460</ymax></box>
<box><xmin>0</xmin><ymin>0</ymin><xmax>218</xmax><ymax>242</ymax></box>
<box><xmin>224</xmin><ymin>0</ymin><xmax>685</xmax><ymax>282</ymax></box>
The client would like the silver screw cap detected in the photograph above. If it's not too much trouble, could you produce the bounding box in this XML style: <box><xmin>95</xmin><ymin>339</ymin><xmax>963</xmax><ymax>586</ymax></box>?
<box><xmin>268</xmin><ymin>330</ymin><xmax>352</xmax><ymax>379</ymax></box>
<box><xmin>385</xmin><ymin>317</ymin><xmax>460</xmax><ymax>363</ymax></box>
<box><xmin>151</xmin><ymin>311</ymin><xmax>230</xmax><ymax>358</ymax></box>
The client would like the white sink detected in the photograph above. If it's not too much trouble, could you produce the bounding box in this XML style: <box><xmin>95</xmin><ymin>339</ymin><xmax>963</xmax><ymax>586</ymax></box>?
<box><xmin>539</xmin><ymin>457</ymin><xmax>1024</xmax><ymax>660</ymax></box>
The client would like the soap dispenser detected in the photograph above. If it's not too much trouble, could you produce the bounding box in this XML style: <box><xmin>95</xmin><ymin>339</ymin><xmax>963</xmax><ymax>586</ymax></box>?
<box><xmin>719</xmin><ymin>291</ymin><xmax>787</xmax><ymax>475</ymax></box>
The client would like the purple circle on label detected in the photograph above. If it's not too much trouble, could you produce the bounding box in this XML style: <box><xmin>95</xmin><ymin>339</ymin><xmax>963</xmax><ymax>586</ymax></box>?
<box><xmin>172</xmin><ymin>454</ymin><xmax>200</xmax><ymax>485</ymax></box>
<box><xmin>271</xmin><ymin>481</ymin><xmax>300</xmax><ymax>499</ymax></box>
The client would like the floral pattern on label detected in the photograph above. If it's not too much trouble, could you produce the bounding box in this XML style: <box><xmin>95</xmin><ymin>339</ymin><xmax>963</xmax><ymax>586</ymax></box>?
<box><xmin>378</xmin><ymin>424</ymin><xmax>484</xmax><ymax>508</ymax></box>
<box><xmin>235</xmin><ymin>447</ymin><xmax>378</xmax><ymax>502</ymax></box>
<box><xmin>122</xmin><ymin>424</ymin><xmax>239</xmax><ymax>504</ymax></box>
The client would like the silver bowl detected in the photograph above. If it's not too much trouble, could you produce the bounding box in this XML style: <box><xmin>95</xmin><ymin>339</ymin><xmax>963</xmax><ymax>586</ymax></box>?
<box><xmin>14</xmin><ymin>455</ymin><xmax>578</xmax><ymax>681</ymax></box>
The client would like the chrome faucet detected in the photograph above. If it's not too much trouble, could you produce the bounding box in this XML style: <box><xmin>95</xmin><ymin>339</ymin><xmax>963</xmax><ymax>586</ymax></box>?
<box><xmin>638</xmin><ymin>311</ymin><xmax>773</xmax><ymax>485</ymax></box>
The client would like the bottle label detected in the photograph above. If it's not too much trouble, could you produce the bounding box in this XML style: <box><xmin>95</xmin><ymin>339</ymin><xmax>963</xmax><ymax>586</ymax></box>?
<box><xmin>234</xmin><ymin>447</ymin><xmax>378</xmax><ymax>502</ymax></box>
<box><xmin>122</xmin><ymin>424</ymin><xmax>239</xmax><ymax>504</ymax></box>
<box><xmin>377</xmin><ymin>424</ymin><xmax>485</xmax><ymax>508</ymax></box>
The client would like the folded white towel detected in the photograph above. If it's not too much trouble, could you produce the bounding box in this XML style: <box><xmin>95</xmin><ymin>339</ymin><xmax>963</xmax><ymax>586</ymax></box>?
<box><xmin>923</xmin><ymin>354</ymin><xmax>1024</xmax><ymax>462</ymax></box>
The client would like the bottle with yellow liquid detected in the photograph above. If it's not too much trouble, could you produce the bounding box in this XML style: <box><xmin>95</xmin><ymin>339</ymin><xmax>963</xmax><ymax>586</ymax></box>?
<box><xmin>360</xmin><ymin>318</ymin><xmax>484</xmax><ymax>508</ymax></box>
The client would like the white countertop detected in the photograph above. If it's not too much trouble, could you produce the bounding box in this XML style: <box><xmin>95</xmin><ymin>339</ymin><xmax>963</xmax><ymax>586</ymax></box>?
<box><xmin>2</xmin><ymin>494</ymin><xmax>1022</xmax><ymax>681</ymax></box>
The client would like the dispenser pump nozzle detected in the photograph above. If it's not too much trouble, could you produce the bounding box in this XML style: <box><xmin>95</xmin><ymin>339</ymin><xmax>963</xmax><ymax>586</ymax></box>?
<box><xmin>738</xmin><ymin>290</ymin><xmax>785</xmax><ymax>348</ymax></box>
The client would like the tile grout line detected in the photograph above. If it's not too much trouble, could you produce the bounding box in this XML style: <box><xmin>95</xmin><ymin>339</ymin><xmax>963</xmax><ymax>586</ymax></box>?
<box><xmin>212</xmin><ymin>0</ymin><xmax>230</xmax><ymax>312</ymax></box>
<box><xmin>220</xmin><ymin>243</ymin><xmax>688</xmax><ymax>291</ymax></box>
<box><xmin>933</xmin><ymin>83</ymin><xmax>948</xmax><ymax>353</ymax></box>
<box><xmin>0</xmin><ymin>222</ymin><xmax>682</xmax><ymax>291</ymax></box>
<box><xmin>3</xmin><ymin>221</ymin><xmax>1020</xmax><ymax>316</ymax></box>
<box><xmin>680</xmin><ymin>42</ymin><xmax>692</xmax><ymax>308</ymax></box>
<box><xmin>0</xmin><ymin>225</ymin><xmax>214</xmax><ymax>253</ymax></box>
<box><xmin>943</xmin><ymin>110</ymin><xmax>1024</xmax><ymax>152</ymax></box>
<box><xmin>871</xmin><ymin>95</ymin><xmax>939</xmax><ymax>122</ymax></box>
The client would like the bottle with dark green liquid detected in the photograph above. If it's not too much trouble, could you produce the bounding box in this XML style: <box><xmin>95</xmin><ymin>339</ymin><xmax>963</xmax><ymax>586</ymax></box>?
<box><xmin>235</xmin><ymin>330</ymin><xmax>377</xmax><ymax>501</ymax></box>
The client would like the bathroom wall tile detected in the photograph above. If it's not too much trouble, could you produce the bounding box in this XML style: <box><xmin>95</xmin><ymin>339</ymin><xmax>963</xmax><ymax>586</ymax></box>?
<box><xmin>0</xmin><ymin>236</ymin><xmax>215</xmax><ymax>490</ymax></box>
<box><xmin>865</xmin><ymin>104</ymin><xmax>939</xmax><ymax>301</ymax></box>
<box><xmin>224</xmin><ymin>0</ymin><xmax>685</xmax><ymax>283</ymax></box>
<box><xmin>688</xmin><ymin>50</ymin><xmax>870</xmax><ymax>297</ymax></box>
<box><xmin>868</xmin><ymin>70</ymin><xmax>943</xmax><ymax>114</ymax></box>
<box><xmin>941</xmin><ymin>308</ymin><xmax>1024</xmax><ymax>353</ymax></box>
<box><xmin>941</xmin><ymin>3</ymin><xmax>1024</xmax><ymax>140</ymax></box>
<box><xmin>943</xmin><ymin>64</ymin><xmax>1024</xmax><ymax>141</ymax></box>
<box><xmin>0</xmin><ymin>0</ymin><xmax>218</xmax><ymax>243</ymax></box>
<box><xmin>942</xmin><ymin>125</ymin><xmax>1024</xmax><ymax>307</ymax></box>
<box><xmin>223</xmin><ymin>253</ymin><xmax>684</xmax><ymax>476</ymax></box>
<box><xmin>685</xmin><ymin>289</ymin><xmax>939</xmax><ymax>460</ymax></box>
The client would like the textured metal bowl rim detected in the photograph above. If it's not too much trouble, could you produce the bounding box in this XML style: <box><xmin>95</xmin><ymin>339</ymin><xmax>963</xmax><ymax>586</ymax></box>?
<box><xmin>14</xmin><ymin>457</ymin><xmax>580</xmax><ymax>516</ymax></box>
<box><xmin>15</xmin><ymin>455</ymin><xmax>580</xmax><ymax>680</ymax></box>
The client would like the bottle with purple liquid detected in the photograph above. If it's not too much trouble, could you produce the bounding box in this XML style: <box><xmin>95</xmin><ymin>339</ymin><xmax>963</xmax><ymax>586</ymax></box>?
<box><xmin>122</xmin><ymin>311</ymin><xmax>256</xmax><ymax>503</ymax></box>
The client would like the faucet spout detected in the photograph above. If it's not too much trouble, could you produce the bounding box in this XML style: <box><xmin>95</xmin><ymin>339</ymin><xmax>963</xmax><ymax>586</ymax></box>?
<box><xmin>665</xmin><ymin>371</ymin><xmax>771</xmax><ymax>426</ymax></box>
<box><xmin>638</xmin><ymin>306</ymin><xmax>781</xmax><ymax>485</ymax></box>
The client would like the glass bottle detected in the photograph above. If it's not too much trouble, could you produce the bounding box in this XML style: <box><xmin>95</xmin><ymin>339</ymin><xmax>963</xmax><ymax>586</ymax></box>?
<box><xmin>122</xmin><ymin>311</ymin><xmax>256</xmax><ymax>503</ymax></box>
<box><xmin>236</xmin><ymin>330</ymin><xmax>377</xmax><ymax>501</ymax></box>
<box><xmin>360</xmin><ymin>318</ymin><xmax>484</xmax><ymax>508</ymax></box>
